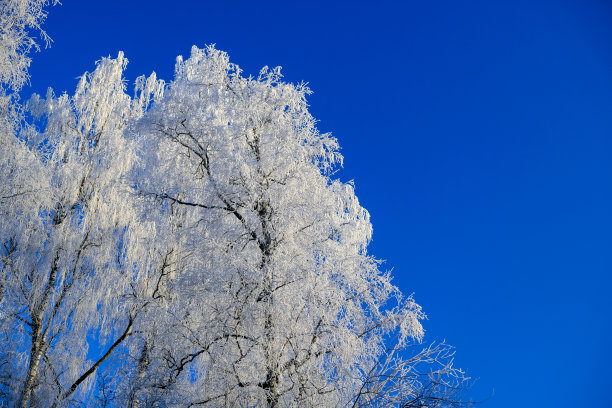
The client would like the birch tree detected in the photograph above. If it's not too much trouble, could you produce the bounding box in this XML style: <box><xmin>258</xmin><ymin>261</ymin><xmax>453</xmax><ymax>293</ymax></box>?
<box><xmin>123</xmin><ymin>46</ymin><xmax>469</xmax><ymax>407</ymax></box>
<box><xmin>0</xmin><ymin>50</ymin><xmax>164</xmax><ymax>406</ymax></box>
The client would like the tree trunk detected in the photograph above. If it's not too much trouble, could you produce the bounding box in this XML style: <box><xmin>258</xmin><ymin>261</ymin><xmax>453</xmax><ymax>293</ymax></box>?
<box><xmin>18</xmin><ymin>322</ymin><xmax>44</xmax><ymax>408</ymax></box>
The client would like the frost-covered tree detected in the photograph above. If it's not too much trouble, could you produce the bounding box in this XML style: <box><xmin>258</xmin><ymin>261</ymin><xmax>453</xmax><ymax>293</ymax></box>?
<box><xmin>119</xmin><ymin>46</ymin><xmax>470</xmax><ymax>407</ymax></box>
<box><xmin>0</xmin><ymin>40</ymin><xmax>164</xmax><ymax>407</ymax></box>
<box><xmin>0</xmin><ymin>2</ymin><xmax>57</xmax><ymax>403</ymax></box>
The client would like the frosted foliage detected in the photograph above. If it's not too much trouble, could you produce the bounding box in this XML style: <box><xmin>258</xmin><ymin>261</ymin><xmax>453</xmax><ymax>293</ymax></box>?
<box><xmin>124</xmin><ymin>46</ymin><xmax>427</xmax><ymax>407</ymax></box>
<box><xmin>0</xmin><ymin>0</ymin><xmax>58</xmax><ymax>154</ymax></box>
<box><xmin>1</xmin><ymin>40</ymin><xmax>469</xmax><ymax>407</ymax></box>
<box><xmin>0</xmin><ymin>0</ymin><xmax>56</xmax><ymax>94</ymax></box>
<box><xmin>0</xmin><ymin>53</ymin><xmax>163</xmax><ymax>407</ymax></box>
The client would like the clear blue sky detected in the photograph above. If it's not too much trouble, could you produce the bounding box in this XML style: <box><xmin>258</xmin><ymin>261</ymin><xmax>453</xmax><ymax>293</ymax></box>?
<box><xmin>25</xmin><ymin>1</ymin><xmax>612</xmax><ymax>406</ymax></box>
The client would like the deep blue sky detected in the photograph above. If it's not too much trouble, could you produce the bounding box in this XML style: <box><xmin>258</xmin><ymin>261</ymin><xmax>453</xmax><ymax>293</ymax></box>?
<box><xmin>25</xmin><ymin>1</ymin><xmax>612</xmax><ymax>407</ymax></box>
